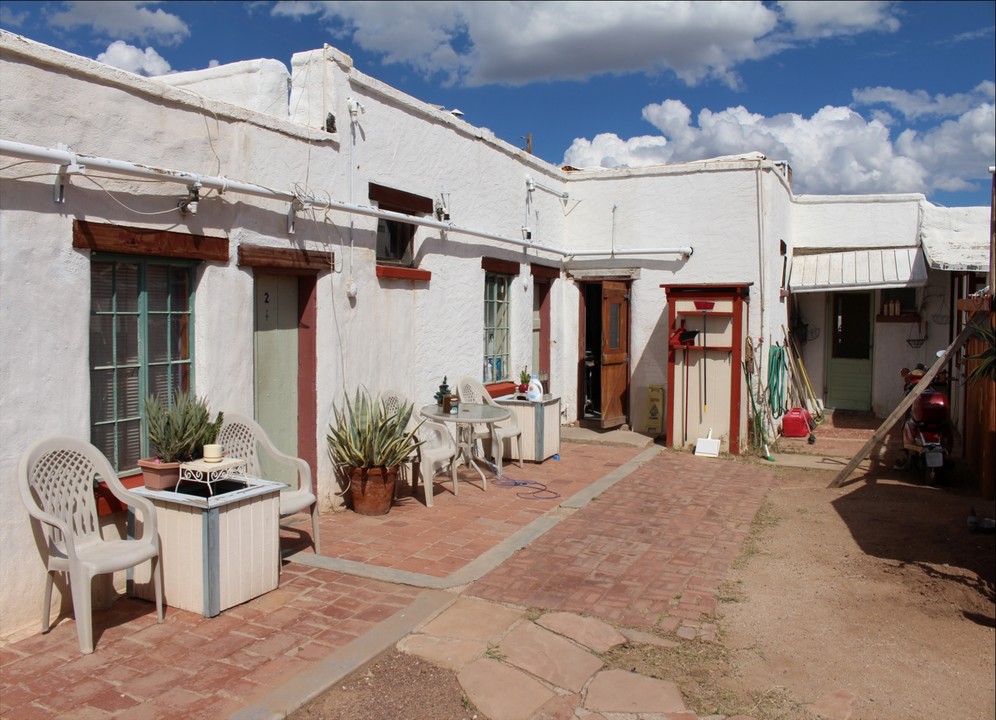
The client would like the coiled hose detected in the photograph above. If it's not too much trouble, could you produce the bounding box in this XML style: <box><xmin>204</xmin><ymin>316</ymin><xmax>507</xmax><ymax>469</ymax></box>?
<box><xmin>768</xmin><ymin>344</ymin><xmax>788</xmax><ymax>418</ymax></box>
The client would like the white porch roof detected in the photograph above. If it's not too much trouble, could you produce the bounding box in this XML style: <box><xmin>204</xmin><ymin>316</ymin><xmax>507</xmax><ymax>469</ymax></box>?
<box><xmin>789</xmin><ymin>247</ymin><xmax>928</xmax><ymax>293</ymax></box>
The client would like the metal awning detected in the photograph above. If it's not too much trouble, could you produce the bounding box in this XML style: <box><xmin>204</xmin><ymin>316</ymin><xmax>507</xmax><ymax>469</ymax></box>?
<box><xmin>790</xmin><ymin>247</ymin><xmax>928</xmax><ymax>293</ymax></box>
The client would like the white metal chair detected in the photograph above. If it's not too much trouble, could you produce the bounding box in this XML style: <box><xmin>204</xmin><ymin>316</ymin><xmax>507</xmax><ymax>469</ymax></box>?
<box><xmin>455</xmin><ymin>376</ymin><xmax>523</xmax><ymax>474</ymax></box>
<box><xmin>217</xmin><ymin>413</ymin><xmax>321</xmax><ymax>554</ymax></box>
<box><xmin>417</xmin><ymin>421</ymin><xmax>460</xmax><ymax>507</ymax></box>
<box><xmin>17</xmin><ymin>437</ymin><xmax>164</xmax><ymax>654</ymax></box>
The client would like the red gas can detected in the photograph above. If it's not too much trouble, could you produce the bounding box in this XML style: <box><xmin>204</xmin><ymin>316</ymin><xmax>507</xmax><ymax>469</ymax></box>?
<box><xmin>782</xmin><ymin>408</ymin><xmax>811</xmax><ymax>437</ymax></box>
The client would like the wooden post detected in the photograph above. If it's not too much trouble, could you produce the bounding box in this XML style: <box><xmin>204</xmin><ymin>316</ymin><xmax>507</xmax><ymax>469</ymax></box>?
<box><xmin>829</xmin><ymin>311</ymin><xmax>985</xmax><ymax>488</ymax></box>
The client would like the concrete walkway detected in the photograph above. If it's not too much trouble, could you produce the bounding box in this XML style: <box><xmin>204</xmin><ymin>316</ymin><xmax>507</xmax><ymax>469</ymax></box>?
<box><xmin>2</xmin><ymin>432</ymin><xmax>784</xmax><ymax>720</ymax></box>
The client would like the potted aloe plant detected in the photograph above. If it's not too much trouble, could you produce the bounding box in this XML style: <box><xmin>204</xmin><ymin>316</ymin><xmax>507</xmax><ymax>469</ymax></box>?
<box><xmin>327</xmin><ymin>387</ymin><xmax>424</xmax><ymax>515</ymax></box>
<box><xmin>518</xmin><ymin>366</ymin><xmax>531</xmax><ymax>393</ymax></box>
<box><xmin>138</xmin><ymin>391</ymin><xmax>223</xmax><ymax>490</ymax></box>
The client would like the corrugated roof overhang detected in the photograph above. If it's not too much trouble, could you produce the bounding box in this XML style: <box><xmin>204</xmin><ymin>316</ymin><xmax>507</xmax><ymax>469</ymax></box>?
<box><xmin>789</xmin><ymin>247</ymin><xmax>928</xmax><ymax>293</ymax></box>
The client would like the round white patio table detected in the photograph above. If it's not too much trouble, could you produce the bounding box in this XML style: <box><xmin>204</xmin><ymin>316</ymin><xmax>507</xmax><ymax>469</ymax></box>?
<box><xmin>419</xmin><ymin>402</ymin><xmax>510</xmax><ymax>489</ymax></box>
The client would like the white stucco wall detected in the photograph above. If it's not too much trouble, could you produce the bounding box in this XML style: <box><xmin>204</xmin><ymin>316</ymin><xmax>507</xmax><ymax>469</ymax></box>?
<box><xmin>793</xmin><ymin>194</ymin><xmax>924</xmax><ymax>250</ymax></box>
<box><xmin>158</xmin><ymin>58</ymin><xmax>292</xmax><ymax>119</ymax></box>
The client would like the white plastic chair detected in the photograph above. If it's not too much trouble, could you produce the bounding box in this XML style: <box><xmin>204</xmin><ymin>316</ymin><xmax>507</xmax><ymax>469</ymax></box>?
<box><xmin>17</xmin><ymin>437</ymin><xmax>164</xmax><ymax>654</ymax></box>
<box><xmin>455</xmin><ymin>376</ymin><xmax>523</xmax><ymax>474</ymax></box>
<box><xmin>417</xmin><ymin>421</ymin><xmax>460</xmax><ymax>507</ymax></box>
<box><xmin>217</xmin><ymin>413</ymin><xmax>321</xmax><ymax>554</ymax></box>
<box><xmin>381</xmin><ymin>389</ymin><xmax>421</xmax><ymax>496</ymax></box>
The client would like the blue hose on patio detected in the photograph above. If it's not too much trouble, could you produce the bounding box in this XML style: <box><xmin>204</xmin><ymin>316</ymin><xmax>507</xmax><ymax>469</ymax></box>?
<box><xmin>483</xmin><ymin>459</ymin><xmax>561</xmax><ymax>500</ymax></box>
<box><xmin>768</xmin><ymin>344</ymin><xmax>788</xmax><ymax>419</ymax></box>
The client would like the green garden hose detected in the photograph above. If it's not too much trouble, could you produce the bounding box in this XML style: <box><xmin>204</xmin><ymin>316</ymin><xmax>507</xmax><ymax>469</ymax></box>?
<box><xmin>768</xmin><ymin>344</ymin><xmax>788</xmax><ymax>419</ymax></box>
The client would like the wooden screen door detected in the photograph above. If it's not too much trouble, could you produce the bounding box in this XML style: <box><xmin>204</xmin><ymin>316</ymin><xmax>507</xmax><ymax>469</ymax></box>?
<box><xmin>600</xmin><ymin>281</ymin><xmax>630</xmax><ymax>428</ymax></box>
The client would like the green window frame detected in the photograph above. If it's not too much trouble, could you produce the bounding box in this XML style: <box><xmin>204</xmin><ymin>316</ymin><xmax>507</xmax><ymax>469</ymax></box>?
<box><xmin>483</xmin><ymin>271</ymin><xmax>511</xmax><ymax>382</ymax></box>
<box><xmin>89</xmin><ymin>256</ymin><xmax>196</xmax><ymax>474</ymax></box>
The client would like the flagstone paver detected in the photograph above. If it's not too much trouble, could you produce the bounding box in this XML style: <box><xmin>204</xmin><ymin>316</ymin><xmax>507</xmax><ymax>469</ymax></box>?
<box><xmin>584</xmin><ymin>668</ymin><xmax>688</xmax><ymax>714</ymax></box>
<box><xmin>498</xmin><ymin>621</ymin><xmax>604</xmax><ymax>693</ymax></box>
<box><xmin>458</xmin><ymin>657</ymin><xmax>557</xmax><ymax>720</ymax></box>
<box><xmin>535</xmin><ymin>611</ymin><xmax>627</xmax><ymax>653</ymax></box>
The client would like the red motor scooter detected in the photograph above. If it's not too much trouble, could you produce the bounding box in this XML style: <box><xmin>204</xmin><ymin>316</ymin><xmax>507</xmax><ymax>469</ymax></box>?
<box><xmin>898</xmin><ymin>362</ymin><xmax>952</xmax><ymax>484</ymax></box>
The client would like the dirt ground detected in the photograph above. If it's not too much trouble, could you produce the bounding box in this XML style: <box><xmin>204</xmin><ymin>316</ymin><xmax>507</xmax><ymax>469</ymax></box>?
<box><xmin>291</xmin><ymin>457</ymin><xmax>995</xmax><ymax>720</ymax></box>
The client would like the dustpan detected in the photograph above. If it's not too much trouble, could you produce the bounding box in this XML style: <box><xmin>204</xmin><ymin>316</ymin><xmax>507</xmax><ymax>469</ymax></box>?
<box><xmin>695</xmin><ymin>428</ymin><xmax>720</xmax><ymax>457</ymax></box>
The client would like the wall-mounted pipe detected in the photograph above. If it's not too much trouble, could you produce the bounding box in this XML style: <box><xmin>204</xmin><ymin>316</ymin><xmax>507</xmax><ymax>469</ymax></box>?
<box><xmin>0</xmin><ymin>138</ymin><xmax>694</xmax><ymax>260</ymax></box>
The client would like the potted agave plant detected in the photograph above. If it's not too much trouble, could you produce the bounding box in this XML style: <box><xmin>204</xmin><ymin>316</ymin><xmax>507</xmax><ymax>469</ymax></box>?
<box><xmin>327</xmin><ymin>387</ymin><xmax>424</xmax><ymax>515</ymax></box>
<box><xmin>138</xmin><ymin>390</ymin><xmax>223</xmax><ymax>490</ymax></box>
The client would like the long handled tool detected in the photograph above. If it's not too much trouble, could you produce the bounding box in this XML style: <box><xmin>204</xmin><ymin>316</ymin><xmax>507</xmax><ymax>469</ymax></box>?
<box><xmin>694</xmin><ymin>301</ymin><xmax>714</xmax><ymax>414</ymax></box>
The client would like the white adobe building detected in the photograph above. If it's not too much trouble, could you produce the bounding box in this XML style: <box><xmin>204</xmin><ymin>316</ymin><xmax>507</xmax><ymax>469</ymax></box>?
<box><xmin>0</xmin><ymin>31</ymin><xmax>989</xmax><ymax>641</ymax></box>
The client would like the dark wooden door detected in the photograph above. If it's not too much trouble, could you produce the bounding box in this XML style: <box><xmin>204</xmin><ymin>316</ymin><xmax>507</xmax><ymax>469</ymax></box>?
<box><xmin>600</xmin><ymin>281</ymin><xmax>630</xmax><ymax>428</ymax></box>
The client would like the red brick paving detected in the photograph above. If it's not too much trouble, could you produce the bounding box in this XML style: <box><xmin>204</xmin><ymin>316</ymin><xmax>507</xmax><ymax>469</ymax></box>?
<box><xmin>468</xmin><ymin>452</ymin><xmax>774</xmax><ymax>638</ymax></box>
<box><xmin>0</xmin><ymin>440</ymin><xmax>782</xmax><ymax>717</ymax></box>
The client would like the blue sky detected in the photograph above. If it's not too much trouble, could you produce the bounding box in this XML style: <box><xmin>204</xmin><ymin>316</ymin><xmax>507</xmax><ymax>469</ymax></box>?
<box><xmin>1</xmin><ymin>1</ymin><xmax>993</xmax><ymax>207</ymax></box>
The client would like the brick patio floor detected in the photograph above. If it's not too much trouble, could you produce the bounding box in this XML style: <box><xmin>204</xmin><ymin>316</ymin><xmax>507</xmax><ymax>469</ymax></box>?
<box><xmin>0</xmin><ymin>436</ymin><xmax>792</xmax><ymax>719</ymax></box>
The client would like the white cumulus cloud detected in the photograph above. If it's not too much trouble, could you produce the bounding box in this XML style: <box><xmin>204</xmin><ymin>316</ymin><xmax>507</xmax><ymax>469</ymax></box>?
<box><xmin>853</xmin><ymin>81</ymin><xmax>996</xmax><ymax>121</ymax></box>
<box><xmin>562</xmin><ymin>92</ymin><xmax>994</xmax><ymax>197</ymax></box>
<box><xmin>48</xmin><ymin>1</ymin><xmax>189</xmax><ymax>45</ymax></box>
<box><xmin>96</xmin><ymin>40</ymin><xmax>171</xmax><ymax>76</ymax></box>
<box><xmin>776</xmin><ymin>0</ymin><xmax>901</xmax><ymax>39</ymax></box>
<box><xmin>273</xmin><ymin>1</ymin><xmax>897</xmax><ymax>88</ymax></box>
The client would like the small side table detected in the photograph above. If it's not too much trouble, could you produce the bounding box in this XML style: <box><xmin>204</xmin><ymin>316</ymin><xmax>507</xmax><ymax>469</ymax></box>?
<box><xmin>177</xmin><ymin>457</ymin><xmax>247</xmax><ymax>495</ymax></box>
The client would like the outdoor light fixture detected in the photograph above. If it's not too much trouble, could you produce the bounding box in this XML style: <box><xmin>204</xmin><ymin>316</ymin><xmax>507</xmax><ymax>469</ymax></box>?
<box><xmin>435</xmin><ymin>193</ymin><xmax>451</xmax><ymax>221</ymax></box>
<box><xmin>178</xmin><ymin>183</ymin><xmax>201</xmax><ymax>215</ymax></box>
<box><xmin>522</xmin><ymin>226</ymin><xmax>532</xmax><ymax>241</ymax></box>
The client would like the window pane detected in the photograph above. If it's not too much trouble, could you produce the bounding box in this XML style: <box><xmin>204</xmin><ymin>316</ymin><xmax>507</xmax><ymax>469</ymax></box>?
<box><xmin>171</xmin><ymin>315</ymin><xmax>190</xmax><ymax>360</ymax></box>
<box><xmin>91</xmin><ymin>423</ymin><xmax>116</xmax><ymax>466</ymax></box>
<box><xmin>117</xmin><ymin>315</ymin><xmax>139</xmax><ymax>364</ymax></box>
<box><xmin>90</xmin><ymin>315</ymin><xmax>115</xmax><ymax>367</ymax></box>
<box><xmin>376</xmin><ymin>219</ymin><xmax>414</xmax><ymax>265</ymax></box>
<box><xmin>117</xmin><ymin>367</ymin><xmax>139</xmax><ymax>418</ymax></box>
<box><xmin>609</xmin><ymin>303</ymin><xmax>620</xmax><ymax>349</ymax></box>
<box><xmin>147</xmin><ymin>265</ymin><xmax>169</xmax><ymax>312</ymax></box>
<box><xmin>170</xmin><ymin>268</ymin><xmax>190</xmax><ymax>311</ymax></box>
<box><xmin>91</xmin><ymin>262</ymin><xmax>114</xmax><ymax>312</ymax></box>
<box><xmin>115</xmin><ymin>263</ymin><xmax>139</xmax><ymax>313</ymax></box>
<box><xmin>148</xmin><ymin>363</ymin><xmax>170</xmax><ymax>402</ymax></box>
<box><xmin>90</xmin><ymin>369</ymin><xmax>114</xmax><ymax>423</ymax></box>
<box><xmin>148</xmin><ymin>314</ymin><xmax>168</xmax><ymax>362</ymax></box>
<box><xmin>119</xmin><ymin>418</ymin><xmax>142</xmax><ymax>469</ymax></box>
<box><xmin>833</xmin><ymin>294</ymin><xmax>871</xmax><ymax>359</ymax></box>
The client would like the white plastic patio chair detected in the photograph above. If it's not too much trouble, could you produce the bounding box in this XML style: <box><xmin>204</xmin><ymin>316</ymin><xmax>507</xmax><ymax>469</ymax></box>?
<box><xmin>381</xmin><ymin>389</ymin><xmax>422</xmax><ymax>497</ymax></box>
<box><xmin>417</xmin><ymin>421</ymin><xmax>460</xmax><ymax>507</ymax></box>
<box><xmin>17</xmin><ymin>437</ymin><xmax>164</xmax><ymax>654</ymax></box>
<box><xmin>217</xmin><ymin>413</ymin><xmax>321</xmax><ymax>554</ymax></box>
<box><xmin>455</xmin><ymin>376</ymin><xmax>522</xmax><ymax>474</ymax></box>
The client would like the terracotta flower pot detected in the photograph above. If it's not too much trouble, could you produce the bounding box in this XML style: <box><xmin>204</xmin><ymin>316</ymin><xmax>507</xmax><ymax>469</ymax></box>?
<box><xmin>137</xmin><ymin>458</ymin><xmax>181</xmax><ymax>491</ymax></box>
<box><xmin>348</xmin><ymin>466</ymin><xmax>398</xmax><ymax>516</ymax></box>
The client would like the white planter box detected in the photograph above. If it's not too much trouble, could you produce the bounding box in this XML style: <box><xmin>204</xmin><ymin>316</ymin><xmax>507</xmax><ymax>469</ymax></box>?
<box><xmin>129</xmin><ymin>478</ymin><xmax>281</xmax><ymax>617</ymax></box>
<box><xmin>495</xmin><ymin>395</ymin><xmax>562</xmax><ymax>462</ymax></box>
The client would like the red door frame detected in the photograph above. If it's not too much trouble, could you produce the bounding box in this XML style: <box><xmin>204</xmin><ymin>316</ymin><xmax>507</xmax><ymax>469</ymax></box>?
<box><xmin>662</xmin><ymin>284</ymin><xmax>751</xmax><ymax>454</ymax></box>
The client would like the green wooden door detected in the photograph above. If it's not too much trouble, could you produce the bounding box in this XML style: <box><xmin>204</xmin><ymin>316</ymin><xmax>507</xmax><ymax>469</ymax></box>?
<box><xmin>826</xmin><ymin>292</ymin><xmax>872</xmax><ymax>411</ymax></box>
<box><xmin>254</xmin><ymin>274</ymin><xmax>298</xmax><ymax>486</ymax></box>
